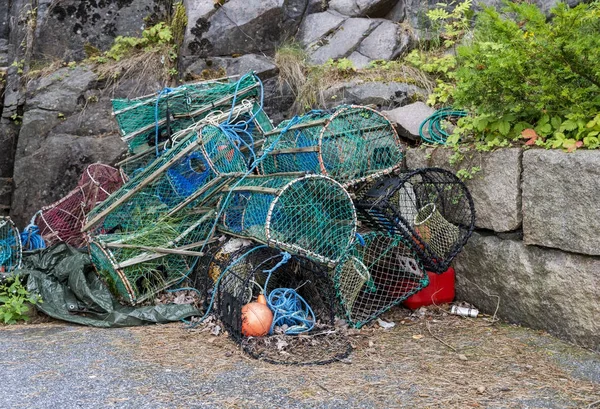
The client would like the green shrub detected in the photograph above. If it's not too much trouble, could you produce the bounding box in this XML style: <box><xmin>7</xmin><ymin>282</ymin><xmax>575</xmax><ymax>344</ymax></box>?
<box><xmin>0</xmin><ymin>276</ymin><xmax>41</xmax><ymax>324</ymax></box>
<box><xmin>446</xmin><ymin>1</ymin><xmax>600</xmax><ymax>150</ymax></box>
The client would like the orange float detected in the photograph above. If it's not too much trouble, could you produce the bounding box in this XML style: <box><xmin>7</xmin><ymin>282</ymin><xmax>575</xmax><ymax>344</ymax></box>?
<box><xmin>241</xmin><ymin>294</ymin><xmax>273</xmax><ymax>337</ymax></box>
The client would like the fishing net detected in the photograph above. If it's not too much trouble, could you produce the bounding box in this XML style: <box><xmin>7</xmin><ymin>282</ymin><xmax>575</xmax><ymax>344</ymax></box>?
<box><xmin>259</xmin><ymin>105</ymin><xmax>403</xmax><ymax>187</ymax></box>
<box><xmin>354</xmin><ymin>168</ymin><xmax>475</xmax><ymax>273</ymax></box>
<box><xmin>35</xmin><ymin>164</ymin><xmax>126</xmax><ymax>248</ymax></box>
<box><xmin>0</xmin><ymin>217</ymin><xmax>21</xmax><ymax>274</ymax></box>
<box><xmin>88</xmin><ymin>210</ymin><xmax>216</xmax><ymax>305</ymax></box>
<box><xmin>333</xmin><ymin>231</ymin><xmax>429</xmax><ymax>328</ymax></box>
<box><xmin>116</xmin><ymin>99</ymin><xmax>273</xmax><ymax>178</ymax></box>
<box><xmin>112</xmin><ymin>74</ymin><xmax>268</xmax><ymax>154</ymax></box>
<box><xmin>83</xmin><ymin>124</ymin><xmax>249</xmax><ymax>236</ymax></box>
<box><xmin>199</xmin><ymin>241</ymin><xmax>351</xmax><ymax>365</ymax></box>
<box><xmin>217</xmin><ymin>174</ymin><xmax>357</xmax><ymax>265</ymax></box>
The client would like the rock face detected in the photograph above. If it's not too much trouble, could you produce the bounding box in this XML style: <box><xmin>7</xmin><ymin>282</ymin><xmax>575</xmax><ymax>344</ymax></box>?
<box><xmin>522</xmin><ymin>150</ymin><xmax>600</xmax><ymax>256</ymax></box>
<box><xmin>320</xmin><ymin>80</ymin><xmax>426</xmax><ymax>110</ymax></box>
<box><xmin>406</xmin><ymin>147</ymin><xmax>523</xmax><ymax>232</ymax></box>
<box><xmin>329</xmin><ymin>0</ymin><xmax>398</xmax><ymax>17</ymax></box>
<box><xmin>34</xmin><ymin>0</ymin><xmax>171</xmax><ymax>61</ymax></box>
<box><xmin>303</xmin><ymin>16</ymin><xmax>413</xmax><ymax>65</ymax></box>
<box><xmin>185</xmin><ymin>54</ymin><xmax>278</xmax><ymax>80</ymax></box>
<box><xmin>10</xmin><ymin>66</ymin><xmax>127</xmax><ymax>226</ymax></box>
<box><xmin>454</xmin><ymin>232</ymin><xmax>600</xmax><ymax>351</ymax></box>
<box><xmin>383</xmin><ymin>101</ymin><xmax>434</xmax><ymax>141</ymax></box>
<box><xmin>183</xmin><ymin>0</ymin><xmax>286</xmax><ymax>60</ymax></box>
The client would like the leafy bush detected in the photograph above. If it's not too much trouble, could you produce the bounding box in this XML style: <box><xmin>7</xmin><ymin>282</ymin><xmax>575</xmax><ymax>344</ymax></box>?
<box><xmin>446</xmin><ymin>1</ymin><xmax>600</xmax><ymax>151</ymax></box>
<box><xmin>0</xmin><ymin>276</ymin><xmax>41</xmax><ymax>324</ymax></box>
<box><xmin>106</xmin><ymin>22</ymin><xmax>174</xmax><ymax>61</ymax></box>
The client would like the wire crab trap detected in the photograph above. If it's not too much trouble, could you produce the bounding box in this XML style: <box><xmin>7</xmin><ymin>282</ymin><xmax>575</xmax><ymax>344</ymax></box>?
<box><xmin>83</xmin><ymin>124</ymin><xmax>250</xmax><ymax>236</ymax></box>
<box><xmin>202</xmin><ymin>243</ymin><xmax>351</xmax><ymax>365</ymax></box>
<box><xmin>112</xmin><ymin>74</ymin><xmax>269</xmax><ymax>154</ymax></box>
<box><xmin>88</xmin><ymin>210</ymin><xmax>216</xmax><ymax>305</ymax></box>
<box><xmin>116</xmin><ymin>98</ymin><xmax>273</xmax><ymax>178</ymax></box>
<box><xmin>0</xmin><ymin>217</ymin><xmax>22</xmax><ymax>275</ymax></box>
<box><xmin>35</xmin><ymin>164</ymin><xmax>127</xmax><ymax>248</ymax></box>
<box><xmin>217</xmin><ymin>174</ymin><xmax>357</xmax><ymax>265</ymax></box>
<box><xmin>259</xmin><ymin>105</ymin><xmax>403</xmax><ymax>188</ymax></box>
<box><xmin>355</xmin><ymin>168</ymin><xmax>476</xmax><ymax>273</ymax></box>
<box><xmin>333</xmin><ymin>231</ymin><xmax>429</xmax><ymax>328</ymax></box>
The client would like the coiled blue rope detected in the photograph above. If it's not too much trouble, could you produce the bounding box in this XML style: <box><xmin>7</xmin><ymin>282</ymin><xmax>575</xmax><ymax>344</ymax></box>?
<box><xmin>262</xmin><ymin>252</ymin><xmax>316</xmax><ymax>335</ymax></box>
<box><xmin>20</xmin><ymin>213</ymin><xmax>46</xmax><ymax>251</ymax></box>
<box><xmin>419</xmin><ymin>108</ymin><xmax>467</xmax><ymax>144</ymax></box>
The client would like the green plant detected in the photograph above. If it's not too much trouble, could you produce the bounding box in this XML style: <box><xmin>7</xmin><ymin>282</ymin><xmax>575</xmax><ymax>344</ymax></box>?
<box><xmin>0</xmin><ymin>276</ymin><xmax>41</xmax><ymax>324</ymax></box>
<box><xmin>446</xmin><ymin>1</ymin><xmax>600</xmax><ymax>151</ymax></box>
<box><xmin>10</xmin><ymin>113</ymin><xmax>22</xmax><ymax>125</ymax></box>
<box><xmin>426</xmin><ymin>0</ymin><xmax>474</xmax><ymax>48</ymax></box>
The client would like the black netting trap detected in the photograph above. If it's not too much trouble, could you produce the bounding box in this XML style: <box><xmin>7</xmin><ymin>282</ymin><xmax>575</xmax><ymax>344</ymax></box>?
<box><xmin>83</xmin><ymin>124</ymin><xmax>248</xmax><ymax>236</ymax></box>
<box><xmin>197</xmin><ymin>240</ymin><xmax>351</xmax><ymax>365</ymax></box>
<box><xmin>259</xmin><ymin>105</ymin><xmax>403</xmax><ymax>187</ymax></box>
<box><xmin>354</xmin><ymin>168</ymin><xmax>475</xmax><ymax>273</ymax></box>
<box><xmin>216</xmin><ymin>174</ymin><xmax>357</xmax><ymax>265</ymax></box>
<box><xmin>88</xmin><ymin>210</ymin><xmax>216</xmax><ymax>305</ymax></box>
<box><xmin>112</xmin><ymin>74</ymin><xmax>270</xmax><ymax>154</ymax></box>
<box><xmin>333</xmin><ymin>231</ymin><xmax>429</xmax><ymax>328</ymax></box>
<box><xmin>0</xmin><ymin>217</ymin><xmax>22</xmax><ymax>274</ymax></box>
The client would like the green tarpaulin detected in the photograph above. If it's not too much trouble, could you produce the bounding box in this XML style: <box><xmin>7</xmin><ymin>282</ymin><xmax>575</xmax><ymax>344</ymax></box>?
<box><xmin>16</xmin><ymin>244</ymin><xmax>200</xmax><ymax>327</ymax></box>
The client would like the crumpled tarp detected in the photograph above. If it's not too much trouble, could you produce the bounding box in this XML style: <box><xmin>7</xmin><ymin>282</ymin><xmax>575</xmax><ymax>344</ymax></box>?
<box><xmin>18</xmin><ymin>243</ymin><xmax>200</xmax><ymax>327</ymax></box>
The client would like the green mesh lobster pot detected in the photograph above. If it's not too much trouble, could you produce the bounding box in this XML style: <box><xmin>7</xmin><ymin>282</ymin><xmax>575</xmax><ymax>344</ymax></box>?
<box><xmin>217</xmin><ymin>174</ymin><xmax>357</xmax><ymax>265</ymax></box>
<box><xmin>354</xmin><ymin>168</ymin><xmax>476</xmax><ymax>274</ymax></box>
<box><xmin>83</xmin><ymin>124</ymin><xmax>249</xmax><ymax>236</ymax></box>
<box><xmin>259</xmin><ymin>105</ymin><xmax>403</xmax><ymax>187</ymax></box>
<box><xmin>88</xmin><ymin>210</ymin><xmax>216</xmax><ymax>305</ymax></box>
<box><xmin>116</xmin><ymin>99</ymin><xmax>273</xmax><ymax>178</ymax></box>
<box><xmin>333</xmin><ymin>231</ymin><xmax>429</xmax><ymax>328</ymax></box>
<box><xmin>0</xmin><ymin>217</ymin><xmax>22</xmax><ymax>275</ymax></box>
<box><xmin>112</xmin><ymin>74</ymin><xmax>267</xmax><ymax>154</ymax></box>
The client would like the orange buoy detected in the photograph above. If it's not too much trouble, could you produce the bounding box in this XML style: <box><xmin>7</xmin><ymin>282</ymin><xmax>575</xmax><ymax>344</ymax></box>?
<box><xmin>241</xmin><ymin>294</ymin><xmax>273</xmax><ymax>337</ymax></box>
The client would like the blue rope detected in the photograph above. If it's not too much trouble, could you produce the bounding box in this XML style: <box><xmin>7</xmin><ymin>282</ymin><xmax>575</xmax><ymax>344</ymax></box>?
<box><xmin>355</xmin><ymin>232</ymin><xmax>365</xmax><ymax>247</ymax></box>
<box><xmin>267</xmin><ymin>288</ymin><xmax>315</xmax><ymax>335</ymax></box>
<box><xmin>261</xmin><ymin>251</ymin><xmax>316</xmax><ymax>335</ymax></box>
<box><xmin>20</xmin><ymin>213</ymin><xmax>46</xmax><ymax>251</ymax></box>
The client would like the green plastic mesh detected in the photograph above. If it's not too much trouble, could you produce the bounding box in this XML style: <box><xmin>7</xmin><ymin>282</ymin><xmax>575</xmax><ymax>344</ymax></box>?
<box><xmin>333</xmin><ymin>231</ymin><xmax>429</xmax><ymax>328</ymax></box>
<box><xmin>88</xmin><ymin>210</ymin><xmax>215</xmax><ymax>305</ymax></box>
<box><xmin>0</xmin><ymin>217</ymin><xmax>22</xmax><ymax>274</ymax></box>
<box><xmin>217</xmin><ymin>174</ymin><xmax>357</xmax><ymax>265</ymax></box>
<box><xmin>112</xmin><ymin>75</ymin><xmax>264</xmax><ymax>153</ymax></box>
<box><xmin>117</xmin><ymin>99</ymin><xmax>273</xmax><ymax>178</ymax></box>
<box><xmin>259</xmin><ymin>105</ymin><xmax>403</xmax><ymax>187</ymax></box>
<box><xmin>84</xmin><ymin>124</ymin><xmax>249</xmax><ymax>236</ymax></box>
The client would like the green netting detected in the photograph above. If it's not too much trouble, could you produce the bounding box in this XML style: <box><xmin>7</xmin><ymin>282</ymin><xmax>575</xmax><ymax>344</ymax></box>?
<box><xmin>88</xmin><ymin>210</ymin><xmax>215</xmax><ymax>305</ymax></box>
<box><xmin>112</xmin><ymin>75</ymin><xmax>265</xmax><ymax>153</ymax></box>
<box><xmin>84</xmin><ymin>124</ymin><xmax>248</xmax><ymax>235</ymax></box>
<box><xmin>333</xmin><ymin>231</ymin><xmax>429</xmax><ymax>328</ymax></box>
<box><xmin>217</xmin><ymin>174</ymin><xmax>357</xmax><ymax>265</ymax></box>
<box><xmin>259</xmin><ymin>105</ymin><xmax>403</xmax><ymax>187</ymax></box>
<box><xmin>117</xmin><ymin>99</ymin><xmax>273</xmax><ymax>178</ymax></box>
<box><xmin>0</xmin><ymin>217</ymin><xmax>22</xmax><ymax>274</ymax></box>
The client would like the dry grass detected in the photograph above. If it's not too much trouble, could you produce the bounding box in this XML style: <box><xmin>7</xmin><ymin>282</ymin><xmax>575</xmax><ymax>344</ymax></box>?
<box><xmin>120</xmin><ymin>307</ymin><xmax>600</xmax><ymax>408</ymax></box>
<box><xmin>94</xmin><ymin>46</ymin><xmax>175</xmax><ymax>97</ymax></box>
<box><xmin>275</xmin><ymin>43</ymin><xmax>435</xmax><ymax>113</ymax></box>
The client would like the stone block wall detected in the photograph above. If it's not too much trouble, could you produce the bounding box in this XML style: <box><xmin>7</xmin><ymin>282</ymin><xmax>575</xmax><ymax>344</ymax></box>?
<box><xmin>406</xmin><ymin>146</ymin><xmax>600</xmax><ymax>351</ymax></box>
